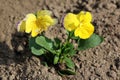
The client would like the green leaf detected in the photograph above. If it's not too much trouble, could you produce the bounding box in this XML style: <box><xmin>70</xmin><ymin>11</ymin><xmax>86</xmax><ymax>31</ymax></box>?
<box><xmin>69</xmin><ymin>31</ymin><xmax>74</xmax><ymax>37</ymax></box>
<box><xmin>63</xmin><ymin>43</ymin><xmax>76</xmax><ymax>56</ymax></box>
<box><xmin>64</xmin><ymin>47</ymin><xmax>71</xmax><ymax>53</ymax></box>
<box><xmin>64</xmin><ymin>57</ymin><xmax>75</xmax><ymax>69</ymax></box>
<box><xmin>69</xmin><ymin>49</ymin><xmax>76</xmax><ymax>56</ymax></box>
<box><xmin>29</xmin><ymin>37</ymin><xmax>45</xmax><ymax>56</ymax></box>
<box><xmin>36</xmin><ymin>36</ymin><xmax>56</xmax><ymax>54</ymax></box>
<box><xmin>78</xmin><ymin>33</ymin><xmax>104</xmax><ymax>50</ymax></box>
<box><xmin>53</xmin><ymin>38</ymin><xmax>61</xmax><ymax>49</ymax></box>
<box><xmin>71</xmin><ymin>36</ymin><xmax>79</xmax><ymax>40</ymax></box>
<box><xmin>67</xmin><ymin>31</ymin><xmax>79</xmax><ymax>40</ymax></box>
<box><xmin>29</xmin><ymin>37</ymin><xmax>38</xmax><ymax>48</ymax></box>
<box><xmin>54</xmin><ymin>55</ymin><xmax>59</xmax><ymax>64</ymax></box>
<box><xmin>58</xmin><ymin>69</ymin><xmax>76</xmax><ymax>75</ymax></box>
<box><xmin>31</xmin><ymin>47</ymin><xmax>45</xmax><ymax>56</ymax></box>
<box><xmin>63</xmin><ymin>43</ymin><xmax>73</xmax><ymax>51</ymax></box>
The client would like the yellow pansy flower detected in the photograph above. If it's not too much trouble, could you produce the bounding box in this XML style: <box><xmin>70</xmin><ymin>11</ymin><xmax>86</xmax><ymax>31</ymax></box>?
<box><xmin>64</xmin><ymin>11</ymin><xmax>94</xmax><ymax>39</ymax></box>
<box><xmin>17</xmin><ymin>10</ymin><xmax>57</xmax><ymax>37</ymax></box>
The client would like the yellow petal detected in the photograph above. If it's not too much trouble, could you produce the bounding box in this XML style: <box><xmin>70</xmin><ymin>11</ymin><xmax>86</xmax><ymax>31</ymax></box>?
<box><xmin>31</xmin><ymin>23</ymin><xmax>40</xmax><ymax>37</ymax></box>
<box><xmin>74</xmin><ymin>23</ymin><xmax>94</xmax><ymax>39</ymax></box>
<box><xmin>43</xmin><ymin>15</ymin><xmax>56</xmax><ymax>26</ymax></box>
<box><xmin>64</xmin><ymin>13</ymin><xmax>79</xmax><ymax>31</ymax></box>
<box><xmin>37</xmin><ymin>15</ymin><xmax>55</xmax><ymax>31</ymax></box>
<box><xmin>77</xmin><ymin>11</ymin><xmax>92</xmax><ymax>22</ymax></box>
<box><xmin>37</xmin><ymin>10</ymin><xmax>52</xmax><ymax>17</ymax></box>
<box><xmin>17</xmin><ymin>20</ymin><xmax>26</xmax><ymax>32</ymax></box>
<box><xmin>26</xmin><ymin>14</ymin><xmax>36</xmax><ymax>33</ymax></box>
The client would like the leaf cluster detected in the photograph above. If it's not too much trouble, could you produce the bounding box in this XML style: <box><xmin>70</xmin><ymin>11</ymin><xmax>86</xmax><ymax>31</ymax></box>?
<box><xmin>29</xmin><ymin>31</ymin><xmax>103</xmax><ymax>75</ymax></box>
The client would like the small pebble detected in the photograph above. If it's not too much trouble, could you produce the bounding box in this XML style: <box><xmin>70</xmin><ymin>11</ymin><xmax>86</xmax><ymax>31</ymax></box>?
<box><xmin>17</xmin><ymin>45</ymin><xmax>24</xmax><ymax>51</ymax></box>
<box><xmin>95</xmin><ymin>78</ymin><xmax>99</xmax><ymax>80</ymax></box>
<box><xmin>48</xmin><ymin>67</ymin><xmax>55</xmax><ymax>74</ymax></box>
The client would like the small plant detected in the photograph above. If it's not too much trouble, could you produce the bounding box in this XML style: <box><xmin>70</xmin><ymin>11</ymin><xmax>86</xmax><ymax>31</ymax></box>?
<box><xmin>17</xmin><ymin>10</ymin><xmax>103</xmax><ymax>75</ymax></box>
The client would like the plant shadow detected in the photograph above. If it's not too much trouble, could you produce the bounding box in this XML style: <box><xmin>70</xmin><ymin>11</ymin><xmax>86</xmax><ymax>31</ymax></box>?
<box><xmin>0</xmin><ymin>41</ymin><xmax>14</xmax><ymax>65</ymax></box>
<box><xmin>11</xmin><ymin>31</ymin><xmax>32</xmax><ymax>64</ymax></box>
<box><xmin>0</xmin><ymin>31</ymin><xmax>32</xmax><ymax>65</ymax></box>
<box><xmin>10</xmin><ymin>31</ymin><xmax>55</xmax><ymax>67</ymax></box>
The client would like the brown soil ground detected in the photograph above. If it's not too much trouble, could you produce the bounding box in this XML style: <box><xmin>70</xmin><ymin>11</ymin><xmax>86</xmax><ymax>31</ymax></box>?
<box><xmin>0</xmin><ymin>0</ymin><xmax>120</xmax><ymax>80</ymax></box>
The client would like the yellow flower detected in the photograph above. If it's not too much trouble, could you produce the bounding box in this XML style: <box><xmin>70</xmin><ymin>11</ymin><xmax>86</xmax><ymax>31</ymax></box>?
<box><xmin>17</xmin><ymin>10</ymin><xmax>57</xmax><ymax>37</ymax></box>
<box><xmin>64</xmin><ymin>11</ymin><xmax>94</xmax><ymax>39</ymax></box>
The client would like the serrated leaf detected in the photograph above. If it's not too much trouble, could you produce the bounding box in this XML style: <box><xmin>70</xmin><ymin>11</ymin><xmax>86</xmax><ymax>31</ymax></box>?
<box><xmin>78</xmin><ymin>33</ymin><xmax>104</xmax><ymax>50</ymax></box>
<box><xmin>64</xmin><ymin>57</ymin><xmax>75</xmax><ymax>69</ymax></box>
<box><xmin>29</xmin><ymin>37</ymin><xmax>45</xmax><ymax>56</ymax></box>
<box><xmin>36</xmin><ymin>36</ymin><xmax>56</xmax><ymax>54</ymax></box>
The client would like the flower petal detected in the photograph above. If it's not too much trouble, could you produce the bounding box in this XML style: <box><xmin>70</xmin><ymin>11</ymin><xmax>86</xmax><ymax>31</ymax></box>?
<box><xmin>37</xmin><ymin>15</ymin><xmax>56</xmax><ymax>31</ymax></box>
<box><xmin>64</xmin><ymin>13</ymin><xmax>79</xmax><ymax>31</ymax></box>
<box><xmin>26</xmin><ymin>14</ymin><xmax>36</xmax><ymax>33</ymax></box>
<box><xmin>37</xmin><ymin>10</ymin><xmax>52</xmax><ymax>17</ymax></box>
<box><xmin>77</xmin><ymin>11</ymin><xmax>92</xmax><ymax>22</ymax></box>
<box><xmin>17</xmin><ymin>20</ymin><xmax>26</xmax><ymax>32</ymax></box>
<box><xmin>43</xmin><ymin>15</ymin><xmax>56</xmax><ymax>26</ymax></box>
<box><xmin>31</xmin><ymin>23</ymin><xmax>40</xmax><ymax>37</ymax></box>
<box><xmin>74</xmin><ymin>23</ymin><xmax>94</xmax><ymax>39</ymax></box>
